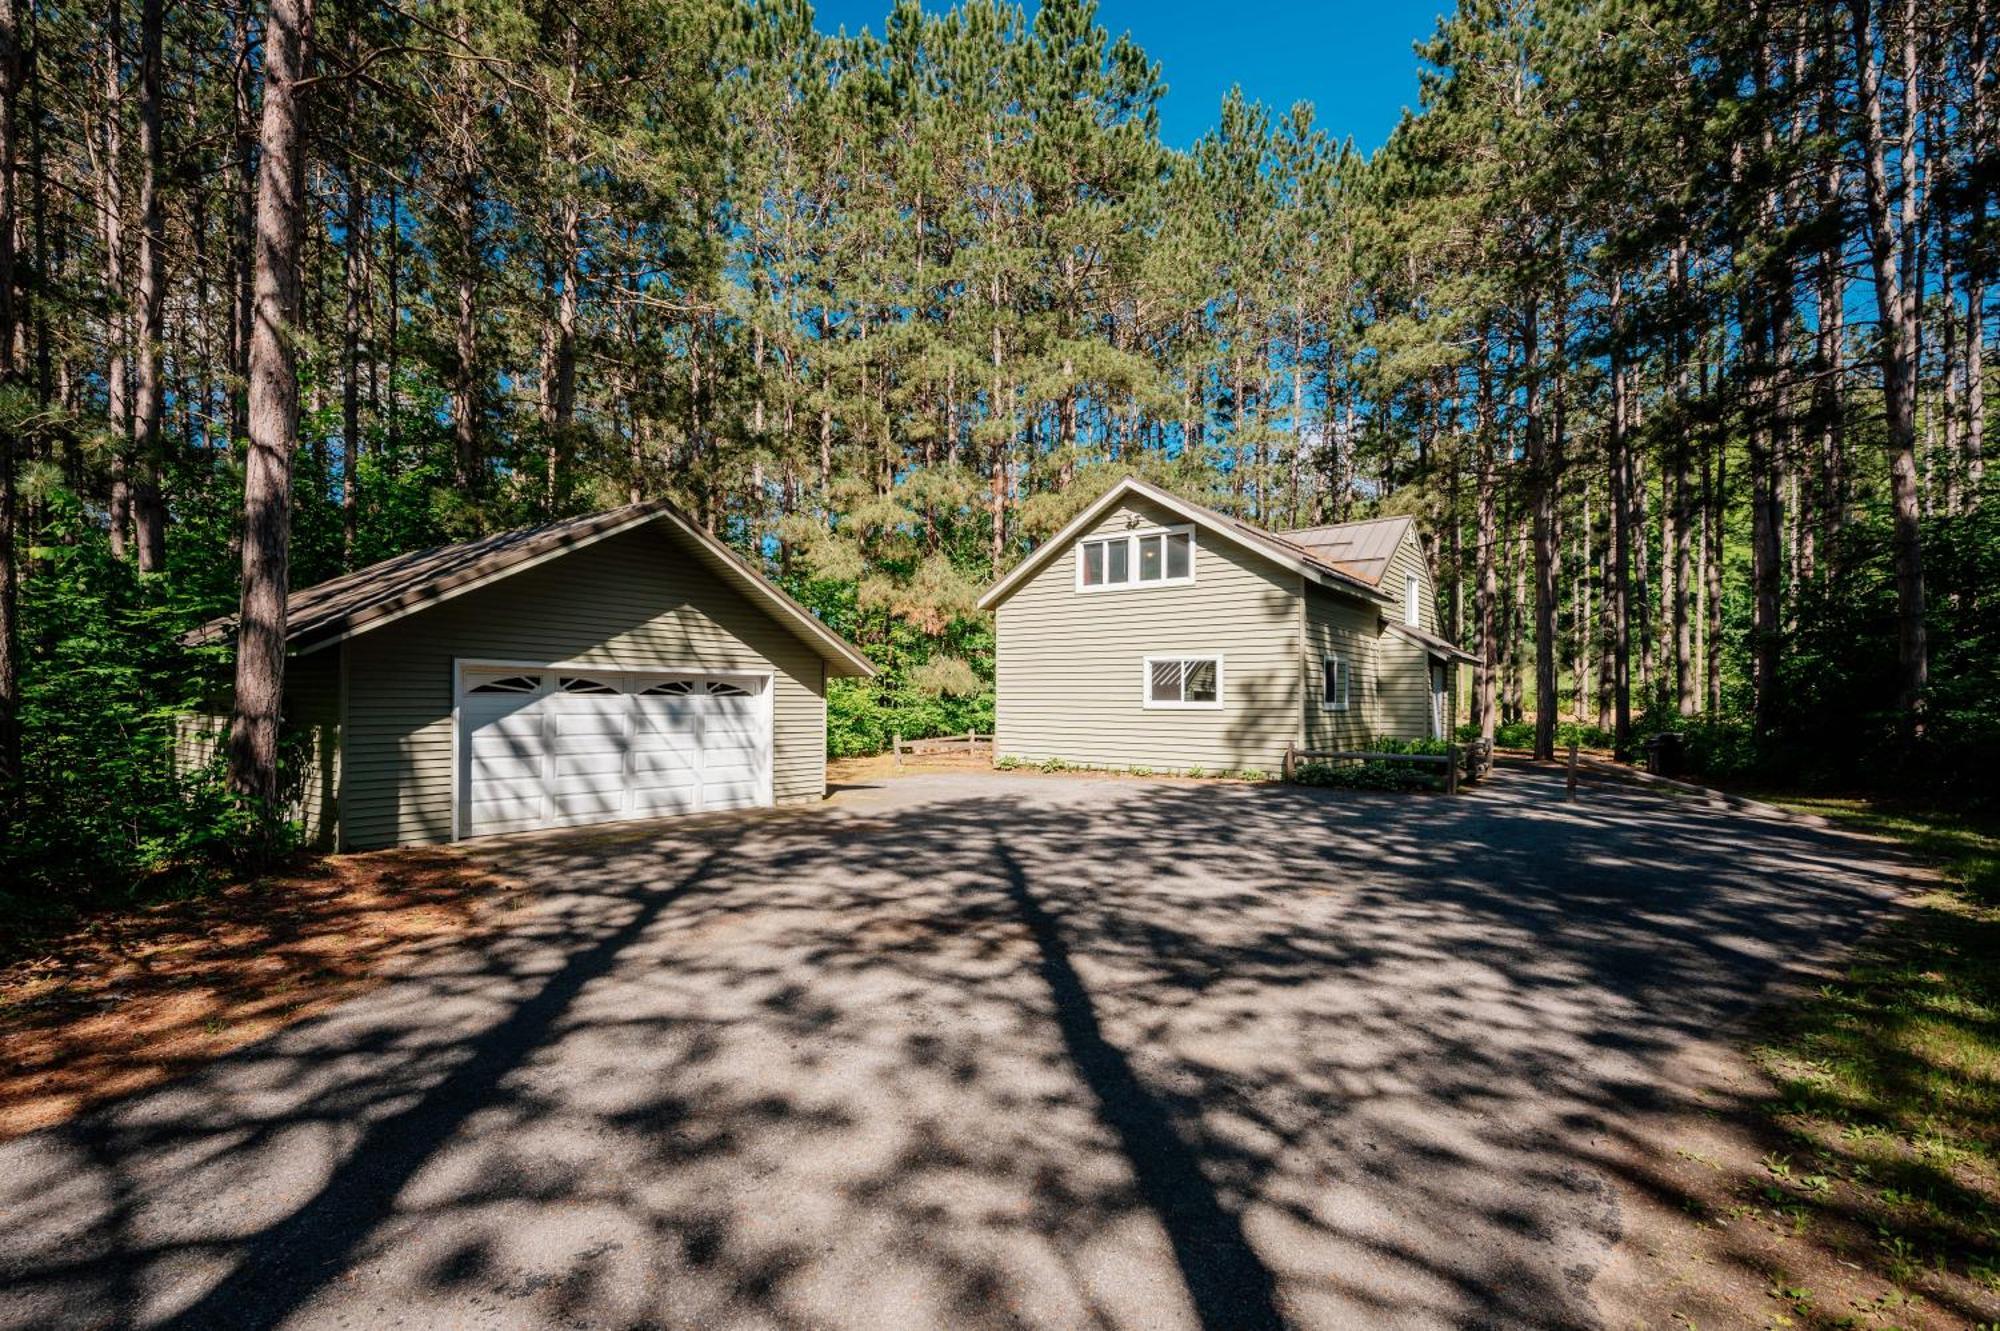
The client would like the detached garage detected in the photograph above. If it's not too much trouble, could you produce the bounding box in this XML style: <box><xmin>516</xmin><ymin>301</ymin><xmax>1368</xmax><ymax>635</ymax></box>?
<box><xmin>182</xmin><ymin>500</ymin><xmax>874</xmax><ymax>851</ymax></box>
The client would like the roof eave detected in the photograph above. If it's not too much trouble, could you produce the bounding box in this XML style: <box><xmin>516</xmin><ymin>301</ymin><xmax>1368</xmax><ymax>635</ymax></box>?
<box><xmin>185</xmin><ymin>504</ymin><xmax>877</xmax><ymax>679</ymax></box>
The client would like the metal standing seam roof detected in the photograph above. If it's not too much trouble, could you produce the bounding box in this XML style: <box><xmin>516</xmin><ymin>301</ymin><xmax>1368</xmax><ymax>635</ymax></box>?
<box><xmin>1275</xmin><ymin>515</ymin><xmax>1417</xmax><ymax>588</ymax></box>
<box><xmin>182</xmin><ymin>499</ymin><xmax>877</xmax><ymax>677</ymax></box>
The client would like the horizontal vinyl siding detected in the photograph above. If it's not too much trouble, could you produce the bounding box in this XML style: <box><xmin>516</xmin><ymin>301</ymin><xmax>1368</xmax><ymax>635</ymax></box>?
<box><xmin>1385</xmin><ymin>527</ymin><xmax>1438</xmax><ymax>634</ymax></box>
<box><xmin>340</xmin><ymin>524</ymin><xmax>825</xmax><ymax>850</ymax></box>
<box><xmin>1302</xmin><ymin>586</ymin><xmax>1380</xmax><ymax>751</ymax></box>
<box><xmin>169</xmin><ymin>650</ymin><xmax>342</xmax><ymax>848</ymax></box>
<box><xmin>1376</xmin><ymin>634</ymin><xmax>1437</xmax><ymax>740</ymax></box>
<box><xmin>288</xmin><ymin>650</ymin><xmax>342</xmax><ymax>847</ymax></box>
<box><xmin>1376</xmin><ymin>526</ymin><xmax>1445</xmax><ymax>742</ymax></box>
<box><xmin>995</xmin><ymin>497</ymin><xmax>1301</xmax><ymax>774</ymax></box>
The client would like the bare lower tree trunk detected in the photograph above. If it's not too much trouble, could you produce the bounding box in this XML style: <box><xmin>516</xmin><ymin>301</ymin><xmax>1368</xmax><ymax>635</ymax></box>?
<box><xmin>130</xmin><ymin>0</ymin><xmax>166</xmax><ymax>572</ymax></box>
<box><xmin>1473</xmin><ymin>351</ymin><xmax>1498</xmax><ymax>743</ymax></box>
<box><xmin>1527</xmin><ymin>291</ymin><xmax>1561</xmax><ymax>761</ymax></box>
<box><xmin>1608</xmin><ymin>279</ymin><xmax>1632</xmax><ymax>753</ymax></box>
<box><xmin>0</xmin><ymin>0</ymin><xmax>23</xmax><ymax>805</ymax></box>
<box><xmin>228</xmin><ymin>0</ymin><xmax>313</xmax><ymax>809</ymax></box>
<box><xmin>1573</xmin><ymin>476</ymin><xmax>1590</xmax><ymax>721</ymax></box>
<box><xmin>340</xmin><ymin>149</ymin><xmax>363</xmax><ymax>565</ymax></box>
<box><xmin>989</xmin><ymin>313</ymin><xmax>1007</xmax><ymax>573</ymax></box>
<box><xmin>1704</xmin><ymin>421</ymin><xmax>1725</xmax><ymax>714</ymax></box>
<box><xmin>1967</xmin><ymin>0</ymin><xmax>1990</xmax><ymax>502</ymax></box>
<box><xmin>229</xmin><ymin>0</ymin><xmax>254</xmax><ymax>447</ymax></box>
<box><xmin>1670</xmin><ymin>244</ymin><xmax>1696</xmax><ymax>717</ymax></box>
<box><xmin>100</xmin><ymin>1</ymin><xmax>131</xmax><ymax>559</ymax></box>
<box><xmin>1849</xmin><ymin>0</ymin><xmax>1928</xmax><ymax>736</ymax></box>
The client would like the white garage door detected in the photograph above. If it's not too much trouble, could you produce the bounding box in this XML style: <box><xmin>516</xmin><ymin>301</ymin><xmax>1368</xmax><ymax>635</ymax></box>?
<box><xmin>457</xmin><ymin>666</ymin><xmax>773</xmax><ymax>838</ymax></box>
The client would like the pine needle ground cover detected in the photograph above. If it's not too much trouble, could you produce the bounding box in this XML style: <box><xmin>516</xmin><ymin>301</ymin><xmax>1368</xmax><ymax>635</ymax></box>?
<box><xmin>0</xmin><ymin>850</ymin><xmax>522</xmax><ymax>1141</ymax></box>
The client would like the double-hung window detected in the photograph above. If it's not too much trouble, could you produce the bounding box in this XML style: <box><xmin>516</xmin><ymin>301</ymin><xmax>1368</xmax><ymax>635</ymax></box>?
<box><xmin>1404</xmin><ymin>573</ymin><xmax>1422</xmax><ymax>626</ymax></box>
<box><xmin>1079</xmin><ymin>526</ymin><xmax>1193</xmax><ymax>591</ymax></box>
<box><xmin>1321</xmin><ymin>654</ymin><xmax>1351</xmax><ymax>711</ymax></box>
<box><xmin>1144</xmin><ymin>654</ymin><xmax>1223</xmax><ymax>709</ymax></box>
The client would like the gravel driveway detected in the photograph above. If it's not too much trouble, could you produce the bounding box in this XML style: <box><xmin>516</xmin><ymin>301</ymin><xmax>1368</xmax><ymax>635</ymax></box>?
<box><xmin>0</xmin><ymin>765</ymin><xmax>1919</xmax><ymax>1330</ymax></box>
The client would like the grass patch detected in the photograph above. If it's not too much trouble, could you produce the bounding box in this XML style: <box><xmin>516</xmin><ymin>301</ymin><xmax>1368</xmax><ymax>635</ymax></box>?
<box><xmin>1750</xmin><ymin>794</ymin><xmax>2000</xmax><ymax>1312</ymax></box>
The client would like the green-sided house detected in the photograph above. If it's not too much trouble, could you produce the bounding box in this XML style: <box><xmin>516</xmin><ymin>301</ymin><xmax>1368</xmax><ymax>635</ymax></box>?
<box><xmin>978</xmin><ymin>476</ymin><xmax>1476</xmax><ymax>775</ymax></box>
<box><xmin>181</xmin><ymin>500</ymin><xmax>875</xmax><ymax>851</ymax></box>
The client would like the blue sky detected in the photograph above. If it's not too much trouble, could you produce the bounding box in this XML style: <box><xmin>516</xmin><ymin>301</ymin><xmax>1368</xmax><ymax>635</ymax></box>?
<box><xmin>808</xmin><ymin>0</ymin><xmax>1450</xmax><ymax>154</ymax></box>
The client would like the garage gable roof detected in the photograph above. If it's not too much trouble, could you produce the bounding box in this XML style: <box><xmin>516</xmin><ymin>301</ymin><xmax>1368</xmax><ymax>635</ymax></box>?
<box><xmin>184</xmin><ymin>500</ymin><xmax>877</xmax><ymax>677</ymax></box>
<box><xmin>976</xmin><ymin>475</ymin><xmax>1392</xmax><ymax>612</ymax></box>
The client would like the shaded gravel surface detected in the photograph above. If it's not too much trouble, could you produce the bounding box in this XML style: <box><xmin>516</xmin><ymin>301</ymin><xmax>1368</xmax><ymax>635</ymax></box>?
<box><xmin>0</xmin><ymin>765</ymin><xmax>1918</xmax><ymax>1330</ymax></box>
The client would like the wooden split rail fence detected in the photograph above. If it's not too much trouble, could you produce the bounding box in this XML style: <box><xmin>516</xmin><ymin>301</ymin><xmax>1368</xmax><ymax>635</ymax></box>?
<box><xmin>1281</xmin><ymin>737</ymin><xmax>1493</xmax><ymax>795</ymax></box>
<box><xmin>890</xmin><ymin>731</ymin><xmax>994</xmax><ymax>765</ymax></box>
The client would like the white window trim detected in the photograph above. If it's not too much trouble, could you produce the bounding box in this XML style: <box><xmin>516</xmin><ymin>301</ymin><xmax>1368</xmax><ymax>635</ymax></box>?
<box><xmin>1076</xmin><ymin>523</ymin><xmax>1197</xmax><ymax>594</ymax></box>
<box><xmin>1321</xmin><ymin>653</ymin><xmax>1352</xmax><ymax>712</ymax></box>
<box><xmin>1404</xmin><ymin>572</ymin><xmax>1422</xmax><ymax>627</ymax></box>
<box><xmin>1141</xmin><ymin>653</ymin><xmax>1225</xmax><ymax>710</ymax></box>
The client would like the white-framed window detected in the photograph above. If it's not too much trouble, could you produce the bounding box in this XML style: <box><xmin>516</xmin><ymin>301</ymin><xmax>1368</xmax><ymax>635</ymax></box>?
<box><xmin>1078</xmin><ymin>524</ymin><xmax>1194</xmax><ymax>592</ymax></box>
<box><xmin>1404</xmin><ymin>572</ymin><xmax>1422</xmax><ymax>626</ymax></box>
<box><xmin>1142</xmin><ymin>654</ymin><xmax>1223</xmax><ymax>709</ymax></box>
<box><xmin>1321</xmin><ymin>654</ymin><xmax>1351</xmax><ymax>711</ymax></box>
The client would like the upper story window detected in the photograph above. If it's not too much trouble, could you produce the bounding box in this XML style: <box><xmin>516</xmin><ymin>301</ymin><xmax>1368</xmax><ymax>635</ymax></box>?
<box><xmin>1404</xmin><ymin>572</ymin><xmax>1421</xmax><ymax>626</ymax></box>
<box><xmin>1078</xmin><ymin>525</ymin><xmax>1194</xmax><ymax>592</ymax></box>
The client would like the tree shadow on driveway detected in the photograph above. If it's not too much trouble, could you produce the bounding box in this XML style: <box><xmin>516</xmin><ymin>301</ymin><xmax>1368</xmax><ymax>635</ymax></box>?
<box><xmin>0</xmin><ymin>767</ymin><xmax>1925</xmax><ymax>1330</ymax></box>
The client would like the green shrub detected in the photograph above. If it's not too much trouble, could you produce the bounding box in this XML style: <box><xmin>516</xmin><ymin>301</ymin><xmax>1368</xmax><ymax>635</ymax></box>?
<box><xmin>1292</xmin><ymin>759</ymin><xmax>1441</xmax><ymax>792</ymax></box>
<box><xmin>1368</xmin><ymin>735</ymin><xmax>1450</xmax><ymax>757</ymax></box>
<box><xmin>1038</xmin><ymin>755</ymin><xmax>1069</xmax><ymax>773</ymax></box>
<box><xmin>995</xmin><ymin>754</ymin><xmax>1021</xmax><ymax>770</ymax></box>
<box><xmin>2</xmin><ymin>500</ymin><xmax>276</xmax><ymax>908</ymax></box>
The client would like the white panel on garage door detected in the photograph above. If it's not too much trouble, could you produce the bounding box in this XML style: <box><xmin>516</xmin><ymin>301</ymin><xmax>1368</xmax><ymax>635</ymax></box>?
<box><xmin>458</xmin><ymin>668</ymin><xmax>772</xmax><ymax>838</ymax></box>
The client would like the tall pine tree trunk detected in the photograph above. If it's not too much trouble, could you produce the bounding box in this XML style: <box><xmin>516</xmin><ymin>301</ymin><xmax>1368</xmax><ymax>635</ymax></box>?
<box><xmin>340</xmin><ymin>149</ymin><xmax>364</xmax><ymax>565</ymax></box>
<box><xmin>1473</xmin><ymin>349</ymin><xmax>1498</xmax><ymax>743</ymax></box>
<box><xmin>100</xmin><ymin>2</ymin><xmax>131</xmax><ymax>560</ymax></box>
<box><xmin>130</xmin><ymin>0</ymin><xmax>166</xmax><ymax>571</ymax></box>
<box><xmin>1608</xmin><ymin>278</ymin><xmax>1633</xmax><ymax>753</ymax></box>
<box><xmin>1849</xmin><ymin>0</ymin><xmax>1929</xmax><ymax>735</ymax></box>
<box><xmin>0</xmin><ymin>0</ymin><xmax>22</xmax><ymax>806</ymax></box>
<box><xmin>228</xmin><ymin>0</ymin><xmax>313</xmax><ymax>808</ymax></box>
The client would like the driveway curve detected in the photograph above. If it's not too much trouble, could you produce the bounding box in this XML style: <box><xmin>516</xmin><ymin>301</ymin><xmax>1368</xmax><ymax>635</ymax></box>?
<box><xmin>0</xmin><ymin>765</ymin><xmax>1919</xmax><ymax>1330</ymax></box>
